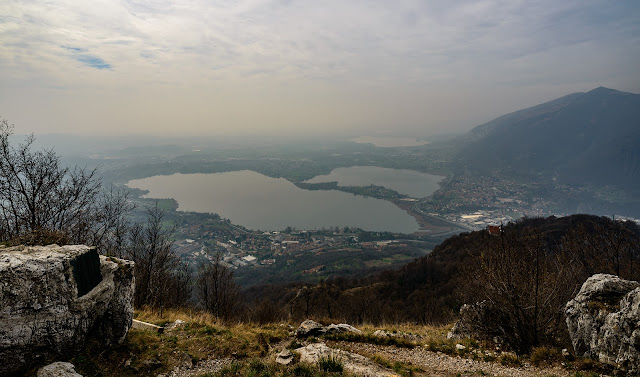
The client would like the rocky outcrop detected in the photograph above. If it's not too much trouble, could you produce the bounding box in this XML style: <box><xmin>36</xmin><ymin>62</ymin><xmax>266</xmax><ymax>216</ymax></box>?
<box><xmin>565</xmin><ymin>274</ymin><xmax>640</xmax><ymax>374</ymax></box>
<box><xmin>294</xmin><ymin>319</ymin><xmax>362</xmax><ymax>338</ymax></box>
<box><xmin>0</xmin><ymin>245</ymin><xmax>135</xmax><ymax>376</ymax></box>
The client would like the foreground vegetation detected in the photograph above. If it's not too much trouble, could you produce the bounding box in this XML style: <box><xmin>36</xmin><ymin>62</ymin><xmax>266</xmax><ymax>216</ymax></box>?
<box><xmin>36</xmin><ymin>307</ymin><xmax>615</xmax><ymax>377</ymax></box>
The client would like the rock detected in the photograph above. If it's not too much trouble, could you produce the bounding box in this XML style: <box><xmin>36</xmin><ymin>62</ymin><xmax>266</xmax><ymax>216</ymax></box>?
<box><xmin>0</xmin><ymin>245</ymin><xmax>135</xmax><ymax>376</ymax></box>
<box><xmin>373</xmin><ymin>329</ymin><xmax>422</xmax><ymax>342</ymax></box>
<box><xmin>276</xmin><ymin>349</ymin><xmax>294</xmax><ymax>365</ymax></box>
<box><xmin>295</xmin><ymin>319</ymin><xmax>326</xmax><ymax>338</ymax></box>
<box><xmin>325</xmin><ymin>323</ymin><xmax>362</xmax><ymax>335</ymax></box>
<box><xmin>37</xmin><ymin>362</ymin><xmax>83</xmax><ymax>377</ymax></box>
<box><xmin>565</xmin><ymin>274</ymin><xmax>640</xmax><ymax>373</ymax></box>
<box><xmin>456</xmin><ymin>344</ymin><xmax>466</xmax><ymax>351</ymax></box>
<box><xmin>165</xmin><ymin>319</ymin><xmax>186</xmax><ymax>332</ymax></box>
<box><xmin>295</xmin><ymin>320</ymin><xmax>362</xmax><ymax>338</ymax></box>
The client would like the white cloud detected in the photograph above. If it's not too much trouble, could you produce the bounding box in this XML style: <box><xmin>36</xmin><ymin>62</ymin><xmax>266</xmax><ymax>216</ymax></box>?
<box><xmin>0</xmin><ymin>0</ymin><xmax>639</xmax><ymax>135</ymax></box>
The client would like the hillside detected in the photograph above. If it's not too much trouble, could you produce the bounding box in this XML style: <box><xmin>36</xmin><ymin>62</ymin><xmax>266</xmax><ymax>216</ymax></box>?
<box><xmin>457</xmin><ymin>87</ymin><xmax>640</xmax><ymax>188</ymax></box>
<box><xmin>59</xmin><ymin>308</ymin><xmax>608</xmax><ymax>377</ymax></box>
<box><xmin>245</xmin><ymin>215</ymin><xmax>640</xmax><ymax>332</ymax></box>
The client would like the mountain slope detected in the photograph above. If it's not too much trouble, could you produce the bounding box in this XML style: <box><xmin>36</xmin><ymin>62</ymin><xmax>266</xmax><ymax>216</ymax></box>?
<box><xmin>458</xmin><ymin>87</ymin><xmax>640</xmax><ymax>188</ymax></box>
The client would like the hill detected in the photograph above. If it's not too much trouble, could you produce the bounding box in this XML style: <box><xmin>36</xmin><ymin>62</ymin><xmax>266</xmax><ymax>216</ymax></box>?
<box><xmin>457</xmin><ymin>87</ymin><xmax>640</xmax><ymax>188</ymax></box>
<box><xmin>246</xmin><ymin>215</ymin><xmax>640</xmax><ymax>327</ymax></box>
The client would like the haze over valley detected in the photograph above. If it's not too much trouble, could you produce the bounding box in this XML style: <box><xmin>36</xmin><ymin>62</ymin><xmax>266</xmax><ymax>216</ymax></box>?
<box><xmin>3</xmin><ymin>2</ymin><xmax>640</xmax><ymax>375</ymax></box>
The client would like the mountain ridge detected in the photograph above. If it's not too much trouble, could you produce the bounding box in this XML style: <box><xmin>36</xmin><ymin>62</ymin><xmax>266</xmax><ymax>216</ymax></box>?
<box><xmin>457</xmin><ymin>87</ymin><xmax>640</xmax><ymax>189</ymax></box>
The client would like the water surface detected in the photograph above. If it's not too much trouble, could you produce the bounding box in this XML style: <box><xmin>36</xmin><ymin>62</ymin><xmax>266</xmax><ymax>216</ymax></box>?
<box><xmin>127</xmin><ymin>171</ymin><xmax>419</xmax><ymax>233</ymax></box>
<box><xmin>305</xmin><ymin>166</ymin><xmax>444</xmax><ymax>198</ymax></box>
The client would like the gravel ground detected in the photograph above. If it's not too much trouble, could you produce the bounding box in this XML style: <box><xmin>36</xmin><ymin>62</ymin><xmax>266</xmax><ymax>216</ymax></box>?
<box><xmin>332</xmin><ymin>341</ymin><xmax>577</xmax><ymax>377</ymax></box>
<box><xmin>163</xmin><ymin>357</ymin><xmax>233</xmax><ymax>377</ymax></box>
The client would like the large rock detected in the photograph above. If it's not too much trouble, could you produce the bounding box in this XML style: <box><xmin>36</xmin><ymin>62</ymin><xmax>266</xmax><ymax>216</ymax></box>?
<box><xmin>565</xmin><ymin>274</ymin><xmax>640</xmax><ymax>374</ymax></box>
<box><xmin>294</xmin><ymin>319</ymin><xmax>362</xmax><ymax>338</ymax></box>
<box><xmin>0</xmin><ymin>245</ymin><xmax>135</xmax><ymax>376</ymax></box>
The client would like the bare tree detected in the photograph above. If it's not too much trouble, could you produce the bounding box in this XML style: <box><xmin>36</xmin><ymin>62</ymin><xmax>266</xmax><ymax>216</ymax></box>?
<box><xmin>196</xmin><ymin>253</ymin><xmax>240</xmax><ymax>320</ymax></box>
<box><xmin>0</xmin><ymin>118</ymin><xmax>133</xmax><ymax>250</ymax></box>
<box><xmin>473</xmin><ymin>227</ymin><xmax>578</xmax><ymax>352</ymax></box>
<box><xmin>125</xmin><ymin>204</ymin><xmax>177</xmax><ymax>308</ymax></box>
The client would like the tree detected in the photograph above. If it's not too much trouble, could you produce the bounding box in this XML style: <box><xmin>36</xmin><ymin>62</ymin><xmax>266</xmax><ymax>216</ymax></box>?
<box><xmin>0</xmin><ymin>118</ymin><xmax>132</xmax><ymax>249</ymax></box>
<box><xmin>196</xmin><ymin>253</ymin><xmax>241</xmax><ymax>320</ymax></box>
<box><xmin>125</xmin><ymin>204</ymin><xmax>177</xmax><ymax>308</ymax></box>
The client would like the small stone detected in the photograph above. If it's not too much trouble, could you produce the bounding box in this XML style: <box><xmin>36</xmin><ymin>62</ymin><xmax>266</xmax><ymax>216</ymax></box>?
<box><xmin>455</xmin><ymin>344</ymin><xmax>466</xmax><ymax>351</ymax></box>
<box><xmin>276</xmin><ymin>349</ymin><xmax>294</xmax><ymax>365</ymax></box>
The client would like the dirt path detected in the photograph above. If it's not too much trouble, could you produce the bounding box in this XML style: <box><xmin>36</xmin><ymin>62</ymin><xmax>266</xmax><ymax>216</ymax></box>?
<box><xmin>332</xmin><ymin>341</ymin><xmax>575</xmax><ymax>377</ymax></box>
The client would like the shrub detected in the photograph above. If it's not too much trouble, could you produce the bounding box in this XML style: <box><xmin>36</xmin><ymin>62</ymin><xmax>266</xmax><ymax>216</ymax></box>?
<box><xmin>530</xmin><ymin>346</ymin><xmax>563</xmax><ymax>366</ymax></box>
<box><xmin>317</xmin><ymin>354</ymin><xmax>344</xmax><ymax>373</ymax></box>
<box><xmin>498</xmin><ymin>353</ymin><xmax>521</xmax><ymax>367</ymax></box>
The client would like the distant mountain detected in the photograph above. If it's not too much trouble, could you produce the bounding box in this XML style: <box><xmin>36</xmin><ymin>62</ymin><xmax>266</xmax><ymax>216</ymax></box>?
<box><xmin>458</xmin><ymin>87</ymin><xmax>640</xmax><ymax>188</ymax></box>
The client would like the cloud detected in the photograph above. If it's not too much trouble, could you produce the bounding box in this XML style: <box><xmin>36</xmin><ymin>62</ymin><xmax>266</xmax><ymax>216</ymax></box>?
<box><xmin>0</xmin><ymin>0</ymin><xmax>639</xmax><ymax>136</ymax></box>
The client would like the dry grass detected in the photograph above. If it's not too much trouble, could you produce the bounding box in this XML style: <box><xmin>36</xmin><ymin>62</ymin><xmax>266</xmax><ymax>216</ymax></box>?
<box><xmin>134</xmin><ymin>306</ymin><xmax>223</xmax><ymax>327</ymax></box>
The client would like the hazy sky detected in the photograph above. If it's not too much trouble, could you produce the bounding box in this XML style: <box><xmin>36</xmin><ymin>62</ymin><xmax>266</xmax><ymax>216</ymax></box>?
<box><xmin>1</xmin><ymin>0</ymin><xmax>639</xmax><ymax>137</ymax></box>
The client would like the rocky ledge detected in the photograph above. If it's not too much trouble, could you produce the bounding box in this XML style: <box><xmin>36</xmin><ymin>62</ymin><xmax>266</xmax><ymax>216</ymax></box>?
<box><xmin>565</xmin><ymin>273</ymin><xmax>640</xmax><ymax>374</ymax></box>
<box><xmin>0</xmin><ymin>245</ymin><xmax>135</xmax><ymax>376</ymax></box>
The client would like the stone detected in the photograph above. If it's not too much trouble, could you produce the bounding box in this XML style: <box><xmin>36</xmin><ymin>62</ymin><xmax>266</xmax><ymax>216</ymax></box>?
<box><xmin>0</xmin><ymin>245</ymin><xmax>135</xmax><ymax>377</ymax></box>
<box><xmin>37</xmin><ymin>362</ymin><xmax>83</xmax><ymax>377</ymax></box>
<box><xmin>276</xmin><ymin>349</ymin><xmax>294</xmax><ymax>365</ymax></box>
<box><xmin>565</xmin><ymin>274</ymin><xmax>640</xmax><ymax>374</ymax></box>
<box><xmin>294</xmin><ymin>319</ymin><xmax>361</xmax><ymax>338</ymax></box>
<box><xmin>324</xmin><ymin>323</ymin><xmax>362</xmax><ymax>335</ymax></box>
<box><xmin>295</xmin><ymin>319</ymin><xmax>326</xmax><ymax>338</ymax></box>
<box><xmin>373</xmin><ymin>329</ymin><xmax>422</xmax><ymax>342</ymax></box>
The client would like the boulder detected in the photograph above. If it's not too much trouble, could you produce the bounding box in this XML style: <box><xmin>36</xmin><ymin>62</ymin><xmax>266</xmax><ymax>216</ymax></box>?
<box><xmin>565</xmin><ymin>274</ymin><xmax>640</xmax><ymax>374</ymax></box>
<box><xmin>37</xmin><ymin>362</ymin><xmax>83</xmax><ymax>377</ymax></box>
<box><xmin>295</xmin><ymin>319</ymin><xmax>325</xmax><ymax>338</ymax></box>
<box><xmin>295</xmin><ymin>320</ymin><xmax>362</xmax><ymax>338</ymax></box>
<box><xmin>324</xmin><ymin>324</ymin><xmax>362</xmax><ymax>336</ymax></box>
<box><xmin>0</xmin><ymin>245</ymin><xmax>135</xmax><ymax>376</ymax></box>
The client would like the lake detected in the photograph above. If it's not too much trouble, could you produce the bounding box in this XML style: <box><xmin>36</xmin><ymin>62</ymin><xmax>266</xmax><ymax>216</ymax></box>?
<box><xmin>127</xmin><ymin>171</ymin><xmax>420</xmax><ymax>233</ymax></box>
<box><xmin>304</xmin><ymin>166</ymin><xmax>444</xmax><ymax>198</ymax></box>
<box><xmin>351</xmin><ymin>136</ymin><xmax>430</xmax><ymax>147</ymax></box>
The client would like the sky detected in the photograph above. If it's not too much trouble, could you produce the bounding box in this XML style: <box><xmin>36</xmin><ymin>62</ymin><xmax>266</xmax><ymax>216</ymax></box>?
<box><xmin>1</xmin><ymin>0</ymin><xmax>639</xmax><ymax>137</ymax></box>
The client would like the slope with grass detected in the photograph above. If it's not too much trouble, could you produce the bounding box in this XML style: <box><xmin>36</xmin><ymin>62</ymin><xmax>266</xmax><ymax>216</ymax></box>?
<box><xmin>50</xmin><ymin>308</ymin><xmax>615</xmax><ymax>377</ymax></box>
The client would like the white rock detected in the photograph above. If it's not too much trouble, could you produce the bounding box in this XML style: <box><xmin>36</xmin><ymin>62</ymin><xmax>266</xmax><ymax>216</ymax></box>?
<box><xmin>0</xmin><ymin>245</ymin><xmax>135</xmax><ymax>376</ymax></box>
<box><xmin>37</xmin><ymin>362</ymin><xmax>83</xmax><ymax>377</ymax></box>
